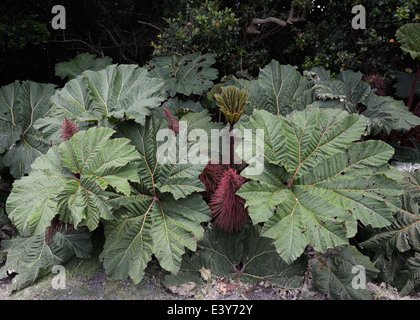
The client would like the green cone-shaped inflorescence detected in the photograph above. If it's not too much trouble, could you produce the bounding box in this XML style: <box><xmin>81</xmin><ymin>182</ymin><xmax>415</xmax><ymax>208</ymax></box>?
<box><xmin>214</xmin><ymin>86</ymin><xmax>249</xmax><ymax>125</ymax></box>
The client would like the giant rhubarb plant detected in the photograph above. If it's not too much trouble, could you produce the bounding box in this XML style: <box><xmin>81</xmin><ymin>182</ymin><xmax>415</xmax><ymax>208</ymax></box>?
<box><xmin>2</xmin><ymin>126</ymin><xmax>138</xmax><ymax>291</ymax></box>
<box><xmin>237</xmin><ymin>107</ymin><xmax>403</xmax><ymax>263</ymax></box>
<box><xmin>100</xmin><ymin>115</ymin><xmax>211</xmax><ymax>283</ymax></box>
<box><xmin>3</xmin><ymin>111</ymin><xmax>216</xmax><ymax>290</ymax></box>
<box><xmin>6</xmin><ymin>126</ymin><xmax>141</xmax><ymax>234</ymax></box>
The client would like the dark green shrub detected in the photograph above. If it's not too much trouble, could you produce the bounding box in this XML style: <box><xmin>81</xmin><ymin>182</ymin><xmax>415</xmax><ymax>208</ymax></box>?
<box><xmin>151</xmin><ymin>0</ymin><xmax>269</xmax><ymax>76</ymax></box>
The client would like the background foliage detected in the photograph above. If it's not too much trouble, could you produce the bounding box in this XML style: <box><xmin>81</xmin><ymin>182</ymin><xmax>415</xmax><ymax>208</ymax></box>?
<box><xmin>2</xmin><ymin>0</ymin><xmax>418</xmax><ymax>84</ymax></box>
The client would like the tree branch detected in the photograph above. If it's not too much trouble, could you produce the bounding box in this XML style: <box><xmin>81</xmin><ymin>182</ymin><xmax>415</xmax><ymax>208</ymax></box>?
<box><xmin>137</xmin><ymin>20</ymin><xmax>163</xmax><ymax>33</ymax></box>
<box><xmin>246</xmin><ymin>6</ymin><xmax>306</xmax><ymax>35</ymax></box>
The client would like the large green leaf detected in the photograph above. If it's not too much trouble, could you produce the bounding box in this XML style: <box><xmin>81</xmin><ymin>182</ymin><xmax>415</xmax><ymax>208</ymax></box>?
<box><xmin>147</xmin><ymin>52</ymin><xmax>218</xmax><ymax>97</ymax></box>
<box><xmin>237</xmin><ymin>107</ymin><xmax>403</xmax><ymax>263</ymax></box>
<box><xmin>115</xmin><ymin>115</ymin><xmax>210</xmax><ymax>199</ymax></box>
<box><xmin>160</xmin><ymin>97</ymin><xmax>204</xmax><ymax>116</ymax></box>
<box><xmin>83</xmin><ymin>64</ymin><xmax>166</xmax><ymax>125</ymax></box>
<box><xmin>6</xmin><ymin>127</ymin><xmax>140</xmax><ymax>234</ymax></box>
<box><xmin>361</xmin><ymin>206</ymin><xmax>420</xmax><ymax>257</ymax></box>
<box><xmin>396</xmin><ymin>23</ymin><xmax>420</xmax><ymax>61</ymax></box>
<box><xmin>228</xmin><ymin>60</ymin><xmax>420</xmax><ymax>135</ymax></box>
<box><xmin>176</xmin><ymin>109</ymin><xmax>226</xmax><ymax>162</ymax></box>
<box><xmin>33</xmin><ymin>75</ymin><xmax>94</xmax><ymax>144</ymax></box>
<box><xmin>400</xmin><ymin>168</ymin><xmax>420</xmax><ymax>201</ymax></box>
<box><xmin>45</xmin><ymin>75</ymin><xmax>93</xmax><ymax>121</ymax></box>
<box><xmin>164</xmin><ymin>224</ymin><xmax>308</xmax><ymax>288</ymax></box>
<box><xmin>244</xmin><ymin>61</ymin><xmax>314</xmax><ymax>116</ymax></box>
<box><xmin>310</xmin><ymin>68</ymin><xmax>371</xmax><ymax>113</ymax></box>
<box><xmin>0</xmin><ymin>82</ymin><xmax>20</xmax><ymax>154</ymax></box>
<box><xmin>102</xmin><ymin>193</ymin><xmax>210</xmax><ymax>284</ymax></box>
<box><xmin>393</xmin><ymin>71</ymin><xmax>420</xmax><ymax>99</ymax></box>
<box><xmin>101</xmin><ymin>115</ymin><xmax>211</xmax><ymax>283</ymax></box>
<box><xmin>400</xmin><ymin>252</ymin><xmax>420</xmax><ymax>295</ymax></box>
<box><xmin>358</xmin><ymin>167</ymin><xmax>420</xmax><ymax>295</ymax></box>
<box><xmin>55</xmin><ymin>52</ymin><xmax>113</xmax><ymax>80</ymax></box>
<box><xmin>308</xmin><ymin>68</ymin><xmax>420</xmax><ymax>134</ymax></box>
<box><xmin>0</xmin><ymin>227</ymin><xmax>92</xmax><ymax>292</ymax></box>
<box><xmin>35</xmin><ymin>64</ymin><xmax>166</xmax><ymax>145</ymax></box>
<box><xmin>361</xmin><ymin>169</ymin><xmax>420</xmax><ymax>256</ymax></box>
<box><xmin>0</xmin><ymin>81</ymin><xmax>56</xmax><ymax>178</ymax></box>
<box><xmin>311</xmin><ymin>245</ymin><xmax>379</xmax><ymax>300</ymax></box>
<box><xmin>363</xmin><ymin>92</ymin><xmax>420</xmax><ymax>135</ymax></box>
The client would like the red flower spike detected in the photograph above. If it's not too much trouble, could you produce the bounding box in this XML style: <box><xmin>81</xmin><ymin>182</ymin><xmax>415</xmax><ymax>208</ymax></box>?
<box><xmin>163</xmin><ymin>108</ymin><xmax>180</xmax><ymax>136</ymax></box>
<box><xmin>209</xmin><ymin>168</ymin><xmax>249</xmax><ymax>233</ymax></box>
<box><xmin>61</xmin><ymin>117</ymin><xmax>79</xmax><ymax>141</ymax></box>
<box><xmin>199</xmin><ymin>162</ymin><xmax>229</xmax><ymax>199</ymax></box>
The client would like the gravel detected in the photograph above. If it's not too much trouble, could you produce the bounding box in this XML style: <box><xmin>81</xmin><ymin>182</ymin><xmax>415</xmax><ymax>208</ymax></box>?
<box><xmin>1</xmin><ymin>259</ymin><xmax>419</xmax><ymax>300</ymax></box>
<box><xmin>1</xmin><ymin>267</ymin><xmax>419</xmax><ymax>301</ymax></box>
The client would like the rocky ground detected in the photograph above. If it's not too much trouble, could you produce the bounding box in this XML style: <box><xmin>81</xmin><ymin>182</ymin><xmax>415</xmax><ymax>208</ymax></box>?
<box><xmin>1</xmin><ymin>258</ymin><xmax>420</xmax><ymax>301</ymax></box>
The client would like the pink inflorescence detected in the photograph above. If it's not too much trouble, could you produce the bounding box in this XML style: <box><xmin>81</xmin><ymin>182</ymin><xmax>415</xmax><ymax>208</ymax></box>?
<box><xmin>61</xmin><ymin>117</ymin><xmax>79</xmax><ymax>141</ymax></box>
<box><xmin>163</xmin><ymin>108</ymin><xmax>180</xmax><ymax>136</ymax></box>
<box><xmin>209</xmin><ymin>168</ymin><xmax>249</xmax><ymax>233</ymax></box>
